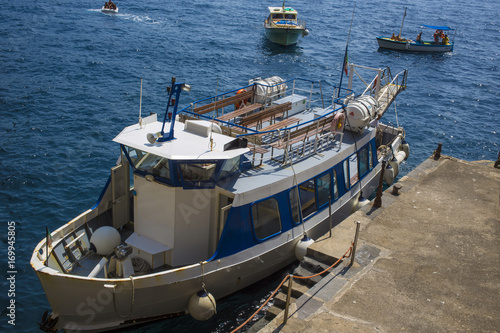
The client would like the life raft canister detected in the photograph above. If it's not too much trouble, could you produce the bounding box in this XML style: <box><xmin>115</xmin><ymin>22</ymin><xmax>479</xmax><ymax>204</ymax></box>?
<box><xmin>331</xmin><ymin>112</ymin><xmax>345</xmax><ymax>132</ymax></box>
<box><xmin>235</xmin><ymin>89</ymin><xmax>247</xmax><ymax>109</ymax></box>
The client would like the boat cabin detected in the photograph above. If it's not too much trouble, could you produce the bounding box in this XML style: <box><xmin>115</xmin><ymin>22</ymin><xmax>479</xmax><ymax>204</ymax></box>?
<box><xmin>267</xmin><ymin>7</ymin><xmax>298</xmax><ymax>24</ymax></box>
<box><xmin>112</xmin><ymin>116</ymin><xmax>249</xmax><ymax>269</ymax></box>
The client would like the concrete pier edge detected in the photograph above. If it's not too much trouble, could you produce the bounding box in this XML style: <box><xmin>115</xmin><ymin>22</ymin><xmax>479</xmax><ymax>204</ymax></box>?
<box><xmin>259</xmin><ymin>155</ymin><xmax>500</xmax><ymax>332</ymax></box>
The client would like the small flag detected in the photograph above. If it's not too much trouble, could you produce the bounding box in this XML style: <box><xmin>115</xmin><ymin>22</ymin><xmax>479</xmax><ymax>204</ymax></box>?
<box><xmin>344</xmin><ymin>52</ymin><xmax>349</xmax><ymax>75</ymax></box>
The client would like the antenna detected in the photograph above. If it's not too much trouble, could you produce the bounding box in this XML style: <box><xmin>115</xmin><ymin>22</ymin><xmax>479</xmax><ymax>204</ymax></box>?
<box><xmin>338</xmin><ymin>4</ymin><xmax>356</xmax><ymax>98</ymax></box>
<box><xmin>209</xmin><ymin>77</ymin><xmax>220</xmax><ymax>151</ymax></box>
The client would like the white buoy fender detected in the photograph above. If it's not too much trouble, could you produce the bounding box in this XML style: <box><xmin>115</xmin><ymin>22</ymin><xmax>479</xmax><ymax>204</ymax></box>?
<box><xmin>388</xmin><ymin>150</ymin><xmax>407</xmax><ymax>179</ymax></box>
<box><xmin>188</xmin><ymin>290</ymin><xmax>216</xmax><ymax>321</ymax></box>
<box><xmin>90</xmin><ymin>226</ymin><xmax>121</xmax><ymax>256</ymax></box>
<box><xmin>356</xmin><ymin>195</ymin><xmax>370</xmax><ymax>210</ymax></box>
<box><xmin>401</xmin><ymin>140</ymin><xmax>410</xmax><ymax>160</ymax></box>
<box><xmin>295</xmin><ymin>235</ymin><xmax>314</xmax><ymax>261</ymax></box>
<box><xmin>384</xmin><ymin>164</ymin><xmax>395</xmax><ymax>186</ymax></box>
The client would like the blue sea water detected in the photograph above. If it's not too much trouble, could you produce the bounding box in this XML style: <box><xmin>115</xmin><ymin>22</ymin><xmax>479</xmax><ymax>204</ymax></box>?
<box><xmin>0</xmin><ymin>0</ymin><xmax>498</xmax><ymax>331</ymax></box>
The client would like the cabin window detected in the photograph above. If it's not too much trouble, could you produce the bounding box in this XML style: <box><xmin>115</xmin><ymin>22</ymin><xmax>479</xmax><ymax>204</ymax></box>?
<box><xmin>369</xmin><ymin>141</ymin><xmax>374</xmax><ymax>169</ymax></box>
<box><xmin>272</xmin><ymin>13</ymin><xmax>284</xmax><ymax>19</ymax></box>
<box><xmin>219</xmin><ymin>156</ymin><xmax>241</xmax><ymax>180</ymax></box>
<box><xmin>348</xmin><ymin>153</ymin><xmax>359</xmax><ymax>187</ymax></box>
<box><xmin>359</xmin><ymin>147</ymin><xmax>369</xmax><ymax>177</ymax></box>
<box><xmin>125</xmin><ymin>147</ymin><xmax>171</xmax><ymax>181</ymax></box>
<box><xmin>252</xmin><ymin>198</ymin><xmax>281</xmax><ymax>239</ymax></box>
<box><xmin>179</xmin><ymin>162</ymin><xmax>217</xmax><ymax>182</ymax></box>
<box><xmin>343</xmin><ymin>159</ymin><xmax>350</xmax><ymax>190</ymax></box>
<box><xmin>299</xmin><ymin>179</ymin><xmax>317</xmax><ymax>219</ymax></box>
<box><xmin>333</xmin><ymin>170</ymin><xmax>339</xmax><ymax>200</ymax></box>
<box><xmin>316</xmin><ymin>172</ymin><xmax>331</xmax><ymax>209</ymax></box>
<box><xmin>284</xmin><ymin>14</ymin><xmax>295</xmax><ymax>19</ymax></box>
<box><xmin>289</xmin><ymin>187</ymin><xmax>301</xmax><ymax>224</ymax></box>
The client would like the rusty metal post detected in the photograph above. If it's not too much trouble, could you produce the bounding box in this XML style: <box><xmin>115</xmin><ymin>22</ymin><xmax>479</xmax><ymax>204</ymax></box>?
<box><xmin>349</xmin><ymin>221</ymin><xmax>361</xmax><ymax>267</ymax></box>
<box><xmin>373</xmin><ymin>161</ymin><xmax>386</xmax><ymax>208</ymax></box>
<box><xmin>434</xmin><ymin>143</ymin><xmax>442</xmax><ymax>160</ymax></box>
<box><xmin>283</xmin><ymin>275</ymin><xmax>293</xmax><ymax>325</ymax></box>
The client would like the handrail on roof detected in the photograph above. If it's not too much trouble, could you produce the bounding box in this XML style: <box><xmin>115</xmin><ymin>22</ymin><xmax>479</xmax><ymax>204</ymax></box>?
<box><xmin>236</xmin><ymin>104</ymin><xmax>344</xmax><ymax>139</ymax></box>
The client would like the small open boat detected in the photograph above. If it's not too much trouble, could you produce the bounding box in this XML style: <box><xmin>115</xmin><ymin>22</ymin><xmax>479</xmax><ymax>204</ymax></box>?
<box><xmin>264</xmin><ymin>5</ymin><xmax>309</xmax><ymax>46</ymax></box>
<box><xmin>377</xmin><ymin>25</ymin><xmax>455</xmax><ymax>52</ymax></box>
<box><xmin>101</xmin><ymin>1</ymin><xmax>118</xmax><ymax>14</ymax></box>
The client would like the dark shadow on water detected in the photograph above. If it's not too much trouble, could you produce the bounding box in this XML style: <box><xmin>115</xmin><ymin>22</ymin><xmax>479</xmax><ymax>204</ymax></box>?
<box><xmin>260</xmin><ymin>36</ymin><xmax>304</xmax><ymax>56</ymax></box>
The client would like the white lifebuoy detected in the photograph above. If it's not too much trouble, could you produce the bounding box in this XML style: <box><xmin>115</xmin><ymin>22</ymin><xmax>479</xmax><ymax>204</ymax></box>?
<box><xmin>331</xmin><ymin>112</ymin><xmax>345</xmax><ymax>133</ymax></box>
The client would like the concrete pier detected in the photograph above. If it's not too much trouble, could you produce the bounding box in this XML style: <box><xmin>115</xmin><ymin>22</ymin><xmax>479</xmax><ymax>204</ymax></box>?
<box><xmin>260</xmin><ymin>155</ymin><xmax>500</xmax><ymax>332</ymax></box>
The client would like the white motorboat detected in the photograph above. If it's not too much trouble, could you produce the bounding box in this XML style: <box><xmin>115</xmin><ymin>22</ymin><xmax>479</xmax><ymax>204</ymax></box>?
<box><xmin>264</xmin><ymin>5</ymin><xmax>308</xmax><ymax>46</ymax></box>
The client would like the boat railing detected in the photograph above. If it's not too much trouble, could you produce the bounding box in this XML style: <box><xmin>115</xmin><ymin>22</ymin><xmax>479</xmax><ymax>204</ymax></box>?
<box><xmin>237</xmin><ymin>104</ymin><xmax>344</xmax><ymax>165</ymax></box>
<box><xmin>375</xmin><ymin>68</ymin><xmax>408</xmax><ymax>117</ymax></box>
<box><xmin>254</xmin><ymin>77</ymin><xmax>324</xmax><ymax>109</ymax></box>
<box><xmin>187</xmin><ymin>84</ymin><xmax>256</xmax><ymax>117</ymax></box>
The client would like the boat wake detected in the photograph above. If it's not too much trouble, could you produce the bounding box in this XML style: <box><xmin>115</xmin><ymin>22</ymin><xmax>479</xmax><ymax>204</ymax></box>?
<box><xmin>121</xmin><ymin>14</ymin><xmax>162</xmax><ymax>25</ymax></box>
<box><xmin>87</xmin><ymin>9</ymin><xmax>162</xmax><ymax>25</ymax></box>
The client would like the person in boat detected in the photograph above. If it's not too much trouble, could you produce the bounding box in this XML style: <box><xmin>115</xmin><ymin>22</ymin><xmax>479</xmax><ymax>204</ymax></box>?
<box><xmin>391</xmin><ymin>33</ymin><xmax>397</xmax><ymax>40</ymax></box>
<box><xmin>433</xmin><ymin>30</ymin><xmax>440</xmax><ymax>44</ymax></box>
<box><xmin>416</xmin><ymin>32</ymin><xmax>422</xmax><ymax>43</ymax></box>
<box><xmin>442</xmin><ymin>34</ymin><xmax>449</xmax><ymax>45</ymax></box>
<box><xmin>109</xmin><ymin>1</ymin><xmax>117</xmax><ymax>10</ymax></box>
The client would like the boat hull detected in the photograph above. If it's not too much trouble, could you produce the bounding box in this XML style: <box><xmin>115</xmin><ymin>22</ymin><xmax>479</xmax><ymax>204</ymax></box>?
<box><xmin>31</xmin><ymin>157</ymin><xmax>386</xmax><ymax>332</ymax></box>
<box><xmin>377</xmin><ymin>37</ymin><xmax>453</xmax><ymax>52</ymax></box>
<box><xmin>101</xmin><ymin>7</ymin><xmax>118</xmax><ymax>14</ymax></box>
<box><xmin>265</xmin><ymin>27</ymin><xmax>304</xmax><ymax>46</ymax></box>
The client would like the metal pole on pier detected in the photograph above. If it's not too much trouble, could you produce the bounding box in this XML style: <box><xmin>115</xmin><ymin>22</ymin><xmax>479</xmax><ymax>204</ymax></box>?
<box><xmin>349</xmin><ymin>221</ymin><xmax>361</xmax><ymax>267</ymax></box>
<box><xmin>283</xmin><ymin>275</ymin><xmax>294</xmax><ymax>324</ymax></box>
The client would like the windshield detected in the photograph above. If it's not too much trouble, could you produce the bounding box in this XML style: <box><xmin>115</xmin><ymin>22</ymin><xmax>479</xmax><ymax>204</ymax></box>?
<box><xmin>125</xmin><ymin>147</ymin><xmax>171</xmax><ymax>180</ymax></box>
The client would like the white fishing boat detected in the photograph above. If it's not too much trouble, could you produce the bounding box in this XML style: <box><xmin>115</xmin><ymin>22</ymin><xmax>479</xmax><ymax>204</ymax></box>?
<box><xmin>32</xmin><ymin>64</ymin><xmax>409</xmax><ymax>332</ymax></box>
<box><xmin>264</xmin><ymin>5</ymin><xmax>308</xmax><ymax>46</ymax></box>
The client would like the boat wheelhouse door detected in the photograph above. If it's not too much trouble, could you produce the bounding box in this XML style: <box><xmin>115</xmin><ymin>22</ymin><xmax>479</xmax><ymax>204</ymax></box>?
<box><xmin>213</xmin><ymin>191</ymin><xmax>234</xmax><ymax>254</ymax></box>
<box><xmin>110</xmin><ymin>159</ymin><xmax>130</xmax><ymax>229</ymax></box>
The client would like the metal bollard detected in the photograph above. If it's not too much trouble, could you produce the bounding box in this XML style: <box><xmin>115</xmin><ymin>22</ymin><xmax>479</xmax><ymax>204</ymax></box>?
<box><xmin>434</xmin><ymin>143</ymin><xmax>442</xmax><ymax>160</ymax></box>
<box><xmin>391</xmin><ymin>184</ymin><xmax>402</xmax><ymax>195</ymax></box>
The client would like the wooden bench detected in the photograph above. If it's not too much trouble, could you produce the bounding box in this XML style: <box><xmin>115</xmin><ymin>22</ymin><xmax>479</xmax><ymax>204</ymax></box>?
<box><xmin>256</xmin><ymin>117</ymin><xmax>300</xmax><ymax>135</ymax></box>
<box><xmin>247</xmin><ymin>143</ymin><xmax>269</xmax><ymax>167</ymax></box>
<box><xmin>271</xmin><ymin>115</ymin><xmax>336</xmax><ymax>161</ymax></box>
<box><xmin>216</xmin><ymin>103</ymin><xmax>263</xmax><ymax>122</ymax></box>
<box><xmin>240</xmin><ymin>102</ymin><xmax>292</xmax><ymax>129</ymax></box>
<box><xmin>192</xmin><ymin>89</ymin><xmax>255</xmax><ymax>115</ymax></box>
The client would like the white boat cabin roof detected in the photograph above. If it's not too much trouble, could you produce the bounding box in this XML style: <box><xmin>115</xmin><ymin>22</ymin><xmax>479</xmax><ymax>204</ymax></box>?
<box><xmin>268</xmin><ymin>6</ymin><xmax>298</xmax><ymax>15</ymax></box>
<box><xmin>113</xmin><ymin>114</ymin><xmax>248</xmax><ymax>161</ymax></box>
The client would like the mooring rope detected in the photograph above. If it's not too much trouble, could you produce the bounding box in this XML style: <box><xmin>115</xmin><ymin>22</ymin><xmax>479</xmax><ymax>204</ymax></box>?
<box><xmin>230</xmin><ymin>244</ymin><xmax>353</xmax><ymax>333</ymax></box>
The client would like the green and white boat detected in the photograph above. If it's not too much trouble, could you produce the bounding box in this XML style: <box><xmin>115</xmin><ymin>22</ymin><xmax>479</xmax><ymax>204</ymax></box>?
<box><xmin>264</xmin><ymin>5</ymin><xmax>308</xmax><ymax>46</ymax></box>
